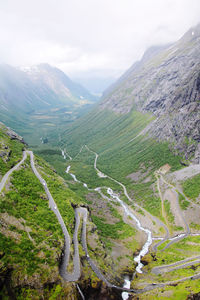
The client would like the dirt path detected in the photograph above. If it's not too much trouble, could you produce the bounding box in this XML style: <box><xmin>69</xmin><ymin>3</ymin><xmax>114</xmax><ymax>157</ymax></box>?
<box><xmin>163</xmin><ymin>189</ymin><xmax>184</xmax><ymax>228</ymax></box>
<box><xmin>155</xmin><ymin>173</ymin><xmax>170</xmax><ymax>230</ymax></box>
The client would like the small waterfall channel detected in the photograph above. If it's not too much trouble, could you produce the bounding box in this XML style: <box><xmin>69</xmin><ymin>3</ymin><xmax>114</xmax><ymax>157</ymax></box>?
<box><xmin>107</xmin><ymin>188</ymin><xmax>152</xmax><ymax>273</ymax></box>
<box><xmin>107</xmin><ymin>188</ymin><xmax>152</xmax><ymax>299</ymax></box>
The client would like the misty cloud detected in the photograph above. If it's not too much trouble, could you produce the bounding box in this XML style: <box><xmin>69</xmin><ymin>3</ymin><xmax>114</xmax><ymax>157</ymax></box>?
<box><xmin>0</xmin><ymin>0</ymin><xmax>199</xmax><ymax>80</ymax></box>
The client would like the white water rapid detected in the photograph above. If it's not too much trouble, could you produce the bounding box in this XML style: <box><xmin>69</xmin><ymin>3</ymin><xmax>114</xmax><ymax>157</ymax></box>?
<box><xmin>61</xmin><ymin>150</ymin><xmax>66</xmax><ymax>159</ymax></box>
<box><xmin>66</xmin><ymin>166</ymin><xmax>71</xmax><ymax>174</ymax></box>
<box><xmin>122</xmin><ymin>276</ymin><xmax>131</xmax><ymax>300</ymax></box>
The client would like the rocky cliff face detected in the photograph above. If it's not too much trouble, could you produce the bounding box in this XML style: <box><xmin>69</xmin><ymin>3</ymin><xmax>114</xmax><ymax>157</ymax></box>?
<box><xmin>146</xmin><ymin>64</ymin><xmax>200</xmax><ymax>163</ymax></box>
<box><xmin>100</xmin><ymin>24</ymin><xmax>200</xmax><ymax>162</ymax></box>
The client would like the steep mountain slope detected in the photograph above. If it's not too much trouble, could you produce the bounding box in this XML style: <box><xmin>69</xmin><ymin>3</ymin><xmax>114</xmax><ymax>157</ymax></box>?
<box><xmin>0</xmin><ymin>63</ymin><xmax>96</xmax><ymax>113</ymax></box>
<box><xmin>102</xmin><ymin>44</ymin><xmax>171</xmax><ymax>99</ymax></box>
<box><xmin>100</xmin><ymin>23</ymin><xmax>200</xmax><ymax>161</ymax></box>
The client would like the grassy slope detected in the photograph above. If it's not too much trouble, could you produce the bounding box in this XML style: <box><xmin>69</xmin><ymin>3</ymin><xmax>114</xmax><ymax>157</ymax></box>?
<box><xmin>0</xmin><ymin>131</ymin><xmax>83</xmax><ymax>298</ymax></box>
<box><xmin>61</xmin><ymin>109</ymin><xmax>182</xmax><ymax>179</ymax></box>
<box><xmin>59</xmin><ymin>108</ymin><xmax>182</xmax><ymax>219</ymax></box>
<box><xmin>182</xmin><ymin>173</ymin><xmax>200</xmax><ymax>201</ymax></box>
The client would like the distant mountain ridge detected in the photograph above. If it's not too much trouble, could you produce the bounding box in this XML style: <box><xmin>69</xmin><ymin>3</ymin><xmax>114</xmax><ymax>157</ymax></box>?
<box><xmin>20</xmin><ymin>63</ymin><xmax>97</xmax><ymax>103</ymax></box>
<box><xmin>0</xmin><ymin>63</ymin><xmax>96</xmax><ymax>115</ymax></box>
<box><xmin>0</xmin><ymin>63</ymin><xmax>98</xmax><ymax>144</ymax></box>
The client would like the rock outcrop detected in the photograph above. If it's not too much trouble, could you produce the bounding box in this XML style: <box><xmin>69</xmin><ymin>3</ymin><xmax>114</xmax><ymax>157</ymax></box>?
<box><xmin>0</xmin><ymin>122</ymin><xmax>26</xmax><ymax>145</ymax></box>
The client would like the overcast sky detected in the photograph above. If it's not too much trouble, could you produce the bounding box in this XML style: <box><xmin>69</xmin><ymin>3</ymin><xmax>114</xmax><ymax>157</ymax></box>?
<box><xmin>0</xmin><ymin>0</ymin><xmax>199</xmax><ymax>82</ymax></box>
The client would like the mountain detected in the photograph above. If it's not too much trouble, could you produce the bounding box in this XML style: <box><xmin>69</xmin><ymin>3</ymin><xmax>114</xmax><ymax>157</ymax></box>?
<box><xmin>1</xmin><ymin>24</ymin><xmax>200</xmax><ymax>299</ymax></box>
<box><xmin>0</xmin><ymin>63</ymin><xmax>96</xmax><ymax>113</ymax></box>
<box><xmin>21</xmin><ymin>63</ymin><xmax>98</xmax><ymax>103</ymax></box>
<box><xmin>63</xmin><ymin>23</ymin><xmax>200</xmax><ymax>164</ymax></box>
<box><xmin>0</xmin><ymin>64</ymin><xmax>98</xmax><ymax>146</ymax></box>
<box><xmin>100</xmin><ymin>24</ymin><xmax>200</xmax><ymax>162</ymax></box>
<box><xmin>102</xmin><ymin>44</ymin><xmax>171</xmax><ymax>99</ymax></box>
<box><xmin>56</xmin><ymin>24</ymin><xmax>200</xmax><ymax>298</ymax></box>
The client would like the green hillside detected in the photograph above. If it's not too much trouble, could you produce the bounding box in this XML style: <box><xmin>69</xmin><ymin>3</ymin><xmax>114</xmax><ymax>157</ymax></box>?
<box><xmin>0</xmin><ymin>122</ymin><xmax>140</xmax><ymax>299</ymax></box>
<box><xmin>59</xmin><ymin>108</ymin><xmax>182</xmax><ymax>216</ymax></box>
<box><xmin>0</xmin><ymin>123</ymin><xmax>78</xmax><ymax>298</ymax></box>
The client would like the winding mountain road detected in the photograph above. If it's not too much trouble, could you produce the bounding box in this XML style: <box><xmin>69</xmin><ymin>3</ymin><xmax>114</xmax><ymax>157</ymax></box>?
<box><xmin>0</xmin><ymin>151</ymin><xmax>80</xmax><ymax>282</ymax></box>
<box><xmin>0</xmin><ymin>151</ymin><xmax>27</xmax><ymax>193</ymax></box>
<box><xmin>151</xmin><ymin>255</ymin><xmax>200</xmax><ymax>275</ymax></box>
<box><xmin>2</xmin><ymin>149</ymin><xmax>200</xmax><ymax>296</ymax></box>
<box><xmin>0</xmin><ymin>150</ymin><xmax>136</xmax><ymax>293</ymax></box>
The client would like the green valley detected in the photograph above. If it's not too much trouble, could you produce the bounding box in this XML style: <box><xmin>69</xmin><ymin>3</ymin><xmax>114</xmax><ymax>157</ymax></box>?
<box><xmin>0</xmin><ymin>20</ymin><xmax>200</xmax><ymax>300</ymax></box>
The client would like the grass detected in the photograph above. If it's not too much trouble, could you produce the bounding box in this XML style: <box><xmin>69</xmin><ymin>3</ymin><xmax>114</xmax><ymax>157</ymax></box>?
<box><xmin>190</xmin><ymin>222</ymin><xmax>200</xmax><ymax>230</ymax></box>
<box><xmin>61</xmin><ymin>109</ymin><xmax>182</xmax><ymax>180</ymax></box>
<box><xmin>141</xmin><ymin>278</ymin><xmax>200</xmax><ymax>300</ymax></box>
<box><xmin>164</xmin><ymin>199</ymin><xmax>175</xmax><ymax>226</ymax></box>
<box><xmin>152</xmin><ymin>236</ymin><xmax>200</xmax><ymax>267</ymax></box>
<box><xmin>26</xmin><ymin>108</ymin><xmax>183</xmax><ymax>227</ymax></box>
<box><xmin>182</xmin><ymin>173</ymin><xmax>200</xmax><ymax>201</ymax></box>
<box><xmin>1</xmin><ymin>96</ymin><xmax>95</xmax><ymax>149</ymax></box>
<box><xmin>0</xmin><ymin>157</ymin><xmax>64</xmax><ymax>278</ymax></box>
<box><xmin>92</xmin><ymin>215</ymin><xmax>136</xmax><ymax>240</ymax></box>
<box><xmin>163</xmin><ymin>198</ymin><xmax>181</xmax><ymax>233</ymax></box>
<box><xmin>178</xmin><ymin>192</ymin><xmax>190</xmax><ymax>209</ymax></box>
<box><xmin>58</xmin><ymin>109</ymin><xmax>182</xmax><ymax>223</ymax></box>
<box><xmin>34</xmin><ymin>155</ymin><xmax>84</xmax><ymax>235</ymax></box>
<box><xmin>0</xmin><ymin>145</ymin><xmax>89</xmax><ymax>298</ymax></box>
